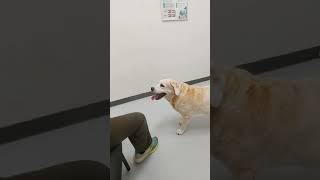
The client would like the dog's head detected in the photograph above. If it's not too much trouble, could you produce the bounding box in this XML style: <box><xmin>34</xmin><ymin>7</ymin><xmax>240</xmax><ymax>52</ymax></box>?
<box><xmin>150</xmin><ymin>79</ymin><xmax>182</xmax><ymax>100</ymax></box>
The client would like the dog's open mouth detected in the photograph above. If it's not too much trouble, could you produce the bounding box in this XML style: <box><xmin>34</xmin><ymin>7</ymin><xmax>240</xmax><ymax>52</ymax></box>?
<box><xmin>151</xmin><ymin>93</ymin><xmax>166</xmax><ymax>100</ymax></box>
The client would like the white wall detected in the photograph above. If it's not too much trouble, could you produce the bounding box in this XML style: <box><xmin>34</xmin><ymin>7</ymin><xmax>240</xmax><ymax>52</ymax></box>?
<box><xmin>213</xmin><ymin>0</ymin><xmax>320</xmax><ymax>66</ymax></box>
<box><xmin>0</xmin><ymin>0</ymin><xmax>107</xmax><ymax>126</ymax></box>
<box><xmin>111</xmin><ymin>0</ymin><xmax>210</xmax><ymax>101</ymax></box>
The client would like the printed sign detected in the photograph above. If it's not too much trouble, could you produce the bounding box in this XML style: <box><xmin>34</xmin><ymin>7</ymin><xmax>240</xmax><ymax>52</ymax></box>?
<box><xmin>161</xmin><ymin>0</ymin><xmax>188</xmax><ymax>21</ymax></box>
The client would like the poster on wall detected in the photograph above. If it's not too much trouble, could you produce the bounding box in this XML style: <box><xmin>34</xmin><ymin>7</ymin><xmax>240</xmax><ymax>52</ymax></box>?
<box><xmin>161</xmin><ymin>0</ymin><xmax>188</xmax><ymax>21</ymax></box>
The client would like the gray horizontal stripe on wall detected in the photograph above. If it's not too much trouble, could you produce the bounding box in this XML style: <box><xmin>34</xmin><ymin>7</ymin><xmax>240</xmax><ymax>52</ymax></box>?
<box><xmin>110</xmin><ymin>76</ymin><xmax>210</xmax><ymax>107</ymax></box>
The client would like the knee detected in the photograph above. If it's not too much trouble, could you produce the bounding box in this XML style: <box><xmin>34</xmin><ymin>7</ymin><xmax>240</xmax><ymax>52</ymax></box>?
<box><xmin>129</xmin><ymin>112</ymin><xmax>146</xmax><ymax>124</ymax></box>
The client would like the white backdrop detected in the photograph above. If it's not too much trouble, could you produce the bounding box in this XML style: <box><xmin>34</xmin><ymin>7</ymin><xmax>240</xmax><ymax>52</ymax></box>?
<box><xmin>213</xmin><ymin>0</ymin><xmax>320</xmax><ymax>66</ymax></box>
<box><xmin>111</xmin><ymin>0</ymin><xmax>210</xmax><ymax>101</ymax></box>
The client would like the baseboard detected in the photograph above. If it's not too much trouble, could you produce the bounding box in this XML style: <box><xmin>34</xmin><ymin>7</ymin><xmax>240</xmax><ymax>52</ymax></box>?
<box><xmin>111</xmin><ymin>46</ymin><xmax>320</xmax><ymax>107</ymax></box>
<box><xmin>2</xmin><ymin>46</ymin><xmax>319</xmax><ymax>144</ymax></box>
<box><xmin>110</xmin><ymin>76</ymin><xmax>210</xmax><ymax>107</ymax></box>
<box><xmin>0</xmin><ymin>100</ymin><xmax>109</xmax><ymax>145</ymax></box>
<box><xmin>237</xmin><ymin>46</ymin><xmax>320</xmax><ymax>74</ymax></box>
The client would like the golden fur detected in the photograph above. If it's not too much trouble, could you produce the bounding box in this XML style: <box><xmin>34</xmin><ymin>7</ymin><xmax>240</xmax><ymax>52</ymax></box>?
<box><xmin>151</xmin><ymin>79</ymin><xmax>209</xmax><ymax>135</ymax></box>
<box><xmin>211</xmin><ymin>65</ymin><xmax>320</xmax><ymax>180</ymax></box>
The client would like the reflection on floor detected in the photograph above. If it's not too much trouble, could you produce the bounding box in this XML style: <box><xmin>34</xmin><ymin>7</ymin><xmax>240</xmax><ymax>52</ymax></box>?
<box><xmin>111</xmin><ymin>81</ymin><xmax>210</xmax><ymax>180</ymax></box>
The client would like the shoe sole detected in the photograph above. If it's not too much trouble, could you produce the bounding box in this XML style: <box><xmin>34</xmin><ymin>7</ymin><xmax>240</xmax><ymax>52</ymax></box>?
<box><xmin>134</xmin><ymin>142</ymin><xmax>159</xmax><ymax>164</ymax></box>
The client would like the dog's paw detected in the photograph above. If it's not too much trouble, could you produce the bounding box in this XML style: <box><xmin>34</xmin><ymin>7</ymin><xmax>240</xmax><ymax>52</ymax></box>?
<box><xmin>176</xmin><ymin>128</ymin><xmax>185</xmax><ymax>135</ymax></box>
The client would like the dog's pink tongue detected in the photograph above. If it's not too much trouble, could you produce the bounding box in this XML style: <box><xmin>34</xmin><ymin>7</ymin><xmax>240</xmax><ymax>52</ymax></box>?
<box><xmin>151</xmin><ymin>95</ymin><xmax>156</xmax><ymax>100</ymax></box>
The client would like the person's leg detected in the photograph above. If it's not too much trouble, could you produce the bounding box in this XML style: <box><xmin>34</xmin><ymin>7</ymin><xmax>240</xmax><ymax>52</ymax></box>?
<box><xmin>2</xmin><ymin>161</ymin><xmax>109</xmax><ymax>180</ymax></box>
<box><xmin>110</xmin><ymin>112</ymin><xmax>152</xmax><ymax>153</ymax></box>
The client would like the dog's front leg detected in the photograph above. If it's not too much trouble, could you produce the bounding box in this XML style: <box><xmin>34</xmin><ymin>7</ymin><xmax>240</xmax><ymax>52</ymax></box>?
<box><xmin>176</xmin><ymin>115</ymin><xmax>190</xmax><ymax>135</ymax></box>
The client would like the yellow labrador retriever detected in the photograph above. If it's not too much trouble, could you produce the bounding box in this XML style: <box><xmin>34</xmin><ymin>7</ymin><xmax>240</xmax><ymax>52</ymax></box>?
<box><xmin>211</xmin><ymin>65</ymin><xmax>320</xmax><ymax>180</ymax></box>
<box><xmin>151</xmin><ymin>79</ymin><xmax>210</xmax><ymax>135</ymax></box>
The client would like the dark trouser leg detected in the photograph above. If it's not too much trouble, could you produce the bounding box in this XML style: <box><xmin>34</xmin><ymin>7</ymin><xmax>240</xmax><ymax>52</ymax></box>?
<box><xmin>110</xmin><ymin>112</ymin><xmax>152</xmax><ymax>153</ymax></box>
<box><xmin>2</xmin><ymin>161</ymin><xmax>109</xmax><ymax>180</ymax></box>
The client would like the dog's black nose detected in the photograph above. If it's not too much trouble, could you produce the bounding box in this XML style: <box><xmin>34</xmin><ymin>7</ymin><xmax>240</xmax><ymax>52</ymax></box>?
<box><xmin>151</xmin><ymin>87</ymin><xmax>154</xmax><ymax>91</ymax></box>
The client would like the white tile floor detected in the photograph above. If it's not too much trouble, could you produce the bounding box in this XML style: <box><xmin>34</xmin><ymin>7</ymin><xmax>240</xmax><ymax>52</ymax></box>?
<box><xmin>111</xmin><ymin>81</ymin><xmax>210</xmax><ymax>180</ymax></box>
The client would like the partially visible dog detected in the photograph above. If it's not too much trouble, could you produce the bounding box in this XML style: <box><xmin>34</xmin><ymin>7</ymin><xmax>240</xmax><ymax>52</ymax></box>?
<box><xmin>151</xmin><ymin>79</ymin><xmax>210</xmax><ymax>135</ymax></box>
<box><xmin>211</xmin><ymin>65</ymin><xmax>320</xmax><ymax>180</ymax></box>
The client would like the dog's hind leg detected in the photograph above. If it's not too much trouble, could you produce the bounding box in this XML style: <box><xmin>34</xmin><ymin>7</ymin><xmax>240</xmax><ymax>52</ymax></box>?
<box><xmin>176</xmin><ymin>115</ymin><xmax>190</xmax><ymax>135</ymax></box>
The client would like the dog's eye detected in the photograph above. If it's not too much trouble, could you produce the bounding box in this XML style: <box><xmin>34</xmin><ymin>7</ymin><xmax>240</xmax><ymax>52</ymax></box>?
<box><xmin>160</xmin><ymin>84</ymin><xmax>165</xmax><ymax>87</ymax></box>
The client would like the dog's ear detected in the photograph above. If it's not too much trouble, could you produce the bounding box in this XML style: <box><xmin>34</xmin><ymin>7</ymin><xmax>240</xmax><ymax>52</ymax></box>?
<box><xmin>170</xmin><ymin>81</ymin><xmax>181</xmax><ymax>96</ymax></box>
<box><xmin>212</xmin><ymin>71</ymin><xmax>225</xmax><ymax>108</ymax></box>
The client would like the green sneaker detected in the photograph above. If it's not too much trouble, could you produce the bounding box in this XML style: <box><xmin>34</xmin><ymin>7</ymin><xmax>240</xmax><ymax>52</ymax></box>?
<box><xmin>134</xmin><ymin>137</ymin><xmax>159</xmax><ymax>164</ymax></box>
